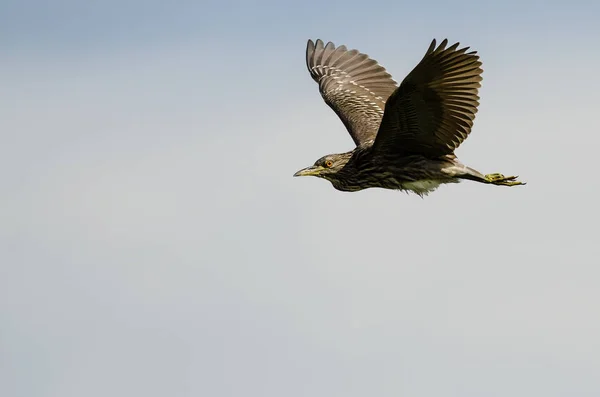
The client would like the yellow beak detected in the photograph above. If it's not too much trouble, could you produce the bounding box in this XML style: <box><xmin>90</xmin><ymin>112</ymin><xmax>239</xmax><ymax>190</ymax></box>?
<box><xmin>293</xmin><ymin>165</ymin><xmax>324</xmax><ymax>177</ymax></box>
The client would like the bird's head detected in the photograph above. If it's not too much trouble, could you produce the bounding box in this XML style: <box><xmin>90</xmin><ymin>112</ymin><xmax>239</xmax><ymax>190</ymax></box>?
<box><xmin>293</xmin><ymin>152</ymin><xmax>353</xmax><ymax>181</ymax></box>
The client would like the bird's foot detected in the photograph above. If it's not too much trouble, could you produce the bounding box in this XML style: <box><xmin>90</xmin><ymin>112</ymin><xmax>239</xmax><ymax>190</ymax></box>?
<box><xmin>484</xmin><ymin>173</ymin><xmax>526</xmax><ymax>186</ymax></box>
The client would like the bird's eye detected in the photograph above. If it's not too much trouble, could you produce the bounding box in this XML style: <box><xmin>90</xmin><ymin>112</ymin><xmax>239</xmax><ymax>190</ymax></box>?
<box><xmin>325</xmin><ymin>160</ymin><xmax>333</xmax><ymax>168</ymax></box>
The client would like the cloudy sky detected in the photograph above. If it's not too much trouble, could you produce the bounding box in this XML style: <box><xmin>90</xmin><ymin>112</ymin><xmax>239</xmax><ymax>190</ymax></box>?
<box><xmin>2</xmin><ymin>1</ymin><xmax>600</xmax><ymax>396</ymax></box>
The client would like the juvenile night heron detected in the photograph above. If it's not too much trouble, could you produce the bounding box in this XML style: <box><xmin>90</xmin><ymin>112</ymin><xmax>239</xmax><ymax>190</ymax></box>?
<box><xmin>294</xmin><ymin>38</ymin><xmax>525</xmax><ymax>195</ymax></box>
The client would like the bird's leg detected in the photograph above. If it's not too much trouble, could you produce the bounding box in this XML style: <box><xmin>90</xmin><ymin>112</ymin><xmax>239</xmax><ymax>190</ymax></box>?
<box><xmin>484</xmin><ymin>173</ymin><xmax>526</xmax><ymax>186</ymax></box>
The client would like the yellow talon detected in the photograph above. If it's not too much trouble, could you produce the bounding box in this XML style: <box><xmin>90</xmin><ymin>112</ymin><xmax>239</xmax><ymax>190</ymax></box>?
<box><xmin>484</xmin><ymin>173</ymin><xmax>526</xmax><ymax>186</ymax></box>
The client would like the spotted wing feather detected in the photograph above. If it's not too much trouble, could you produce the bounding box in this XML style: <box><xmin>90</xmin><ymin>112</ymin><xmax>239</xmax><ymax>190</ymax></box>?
<box><xmin>306</xmin><ymin>39</ymin><xmax>398</xmax><ymax>146</ymax></box>
<box><xmin>372</xmin><ymin>39</ymin><xmax>483</xmax><ymax>156</ymax></box>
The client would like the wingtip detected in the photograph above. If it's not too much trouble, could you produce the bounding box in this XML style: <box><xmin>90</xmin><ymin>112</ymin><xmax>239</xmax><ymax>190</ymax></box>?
<box><xmin>428</xmin><ymin>38</ymin><xmax>436</xmax><ymax>52</ymax></box>
<box><xmin>439</xmin><ymin>38</ymin><xmax>449</xmax><ymax>50</ymax></box>
<box><xmin>427</xmin><ymin>38</ymin><xmax>452</xmax><ymax>53</ymax></box>
<box><xmin>428</xmin><ymin>38</ymin><xmax>481</xmax><ymax>58</ymax></box>
<box><xmin>306</xmin><ymin>39</ymin><xmax>316</xmax><ymax>69</ymax></box>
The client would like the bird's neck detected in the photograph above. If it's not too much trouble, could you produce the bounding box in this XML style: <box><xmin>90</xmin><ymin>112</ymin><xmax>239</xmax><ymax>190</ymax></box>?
<box><xmin>328</xmin><ymin>146</ymin><xmax>376</xmax><ymax>191</ymax></box>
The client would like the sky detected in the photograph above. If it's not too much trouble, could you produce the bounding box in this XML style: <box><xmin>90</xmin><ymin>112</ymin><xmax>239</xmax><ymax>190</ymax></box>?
<box><xmin>2</xmin><ymin>1</ymin><xmax>600</xmax><ymax>396</ymax></box>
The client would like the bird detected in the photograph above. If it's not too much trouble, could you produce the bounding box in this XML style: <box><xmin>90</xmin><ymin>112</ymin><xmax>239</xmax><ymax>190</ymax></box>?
<box><xmin>294</xmin><ymin>38</ymin><xmax>525</xmax><ymax>196</ymax></box>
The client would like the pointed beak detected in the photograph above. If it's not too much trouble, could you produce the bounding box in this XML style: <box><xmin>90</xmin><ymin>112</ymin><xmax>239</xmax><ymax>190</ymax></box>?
<box><xmin>293</xmin><ymin>165</ymin><xmax>323</xmax><ymax>177</ymax></box>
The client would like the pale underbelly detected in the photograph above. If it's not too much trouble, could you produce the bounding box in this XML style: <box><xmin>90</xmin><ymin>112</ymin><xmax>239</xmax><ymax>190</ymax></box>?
<box><xmin>400</xmin><ymin>179</ymin><xmax>443</xmax><ymax>194</ymax></box>
<box><xmin>332</xmin><ymin>177</ymin><xmax>458</xmax><ymax>194</ymax></box>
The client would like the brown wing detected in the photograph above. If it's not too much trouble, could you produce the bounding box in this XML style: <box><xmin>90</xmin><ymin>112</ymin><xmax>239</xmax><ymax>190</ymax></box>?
<box><xmin>372</xmin><ymin>39</ymin><xmax>483</xmax><ymax>157</ymax></box>
<box><xmin>306</xmin><ymin>39</ymin><xmax>398</xmax><ymax>146</ymax></box>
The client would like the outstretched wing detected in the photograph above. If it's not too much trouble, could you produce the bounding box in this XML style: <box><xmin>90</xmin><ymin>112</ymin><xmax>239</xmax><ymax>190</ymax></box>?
<box><xmin>372</xmin><ymin>39</ymin><xmax>483</xmax><ymax>157</ymax></box>
<box><xmin>306</xmin><ymin>39</ymin><xmax>398</xmax><ymax>146</ymax></box>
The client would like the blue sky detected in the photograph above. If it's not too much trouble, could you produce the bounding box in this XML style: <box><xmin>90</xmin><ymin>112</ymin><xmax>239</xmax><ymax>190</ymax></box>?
<box><xmin>2</xmin><ymin>1</ymin><xmax>600</xmax><ymax>396</ymax></box>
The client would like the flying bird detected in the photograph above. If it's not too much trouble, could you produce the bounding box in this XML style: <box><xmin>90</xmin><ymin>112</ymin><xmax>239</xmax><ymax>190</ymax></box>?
<box><xmin>294</xmin><ymin>38</ymin><xmax>525</xmax><ymax>195</ymax></box>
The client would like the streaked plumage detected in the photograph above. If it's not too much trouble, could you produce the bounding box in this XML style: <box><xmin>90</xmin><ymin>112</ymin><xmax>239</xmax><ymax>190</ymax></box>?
<box><xmin>295</xmin><ymin>38</ymin><xmax>525</xmax><ymax>195</ymax></box>
<box><xmin>305</xmin><ymin>39</ymin><xmax>397</xmax><ymax>146</ymax></box>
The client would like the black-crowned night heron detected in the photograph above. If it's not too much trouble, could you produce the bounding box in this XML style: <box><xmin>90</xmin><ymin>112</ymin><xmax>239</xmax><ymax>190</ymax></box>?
<box><xmin>294</xmin><ymin>38</ymin><xmax>525</xmax><ymax>195</ymax></box>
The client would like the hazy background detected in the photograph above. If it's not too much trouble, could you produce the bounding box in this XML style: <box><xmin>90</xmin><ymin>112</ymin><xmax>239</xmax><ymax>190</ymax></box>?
<box><xmin>2</xmin><ymin>1</ymin><xmax>599</xmax><ymax>396</ymax></box>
